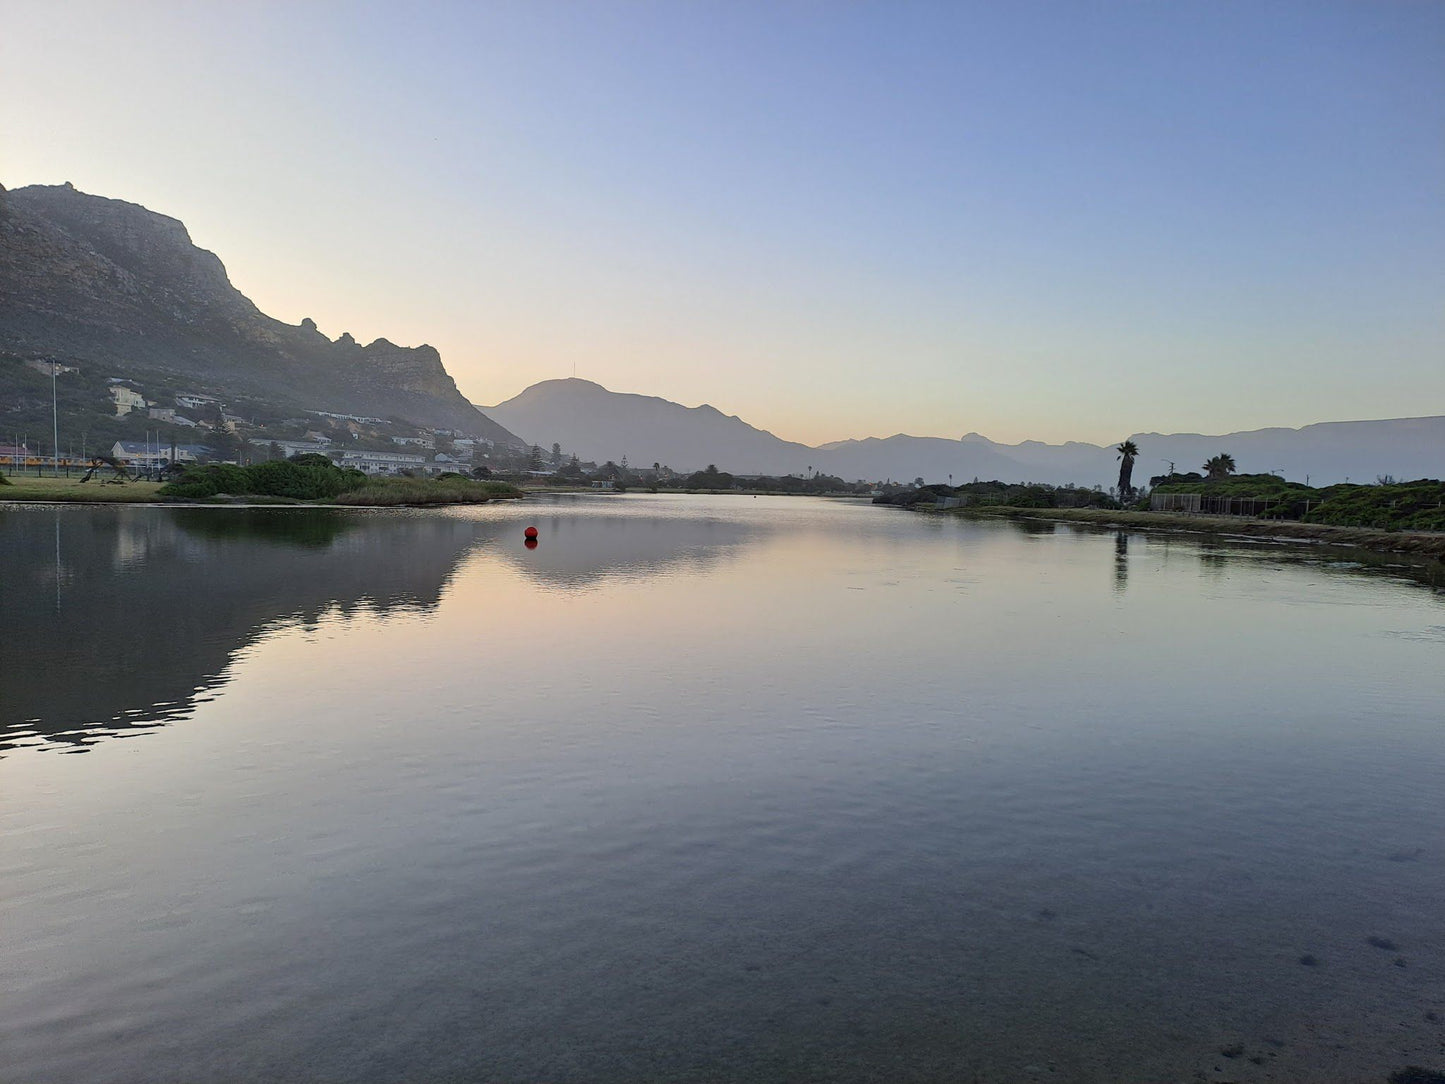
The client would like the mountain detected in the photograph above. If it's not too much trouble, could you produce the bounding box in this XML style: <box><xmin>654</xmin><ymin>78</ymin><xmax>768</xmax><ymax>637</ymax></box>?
<box><xmin>0</xmin><ymin>182</ymin><xmax>521</xmax><ymax>444</ymax></box>
<box><xmin>484</xmin><ymin>378</ymin><xmax>821</xmax><ymax>474</ymax></box>
<box><xmin>483</xmin><ymin>378</ymin><xmax>1444</xmax><ymax>486</ymax></box>
<box><xmin>1124</xmin><ymin>417</ymin><xmax>1445</xmax><ymax>487</ymax></box>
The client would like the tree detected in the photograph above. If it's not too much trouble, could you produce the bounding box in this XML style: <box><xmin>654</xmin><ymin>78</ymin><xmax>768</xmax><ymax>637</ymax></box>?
<box><xmin>1116</xmin><ymin>440</ymin><xmax>1139</xmax><ymax>498</ymax></box>
<box><xmin>1203</xmin><ymin>453</ymin><xmax>1237</xmax><ymax>479</ymax></box>
<box><xmin>528</xmin><ymin>444</ymin><xmax>544</xmax><ymax>471</ymax></box>
<box><xmin>551</xmin><ymin>442</ymin><xmax>562</xmax><ymax>465</ymax></box>
<box><xmin>686</xmin><ymin>464</ymin><xmax>733</xmax><ymax>489</ymax></box>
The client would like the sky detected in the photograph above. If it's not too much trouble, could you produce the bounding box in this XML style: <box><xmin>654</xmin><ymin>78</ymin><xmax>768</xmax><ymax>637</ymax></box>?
<box><xmin>3</xmin><ymin>1</ymin><xmax>1442</xmax><ymax>446</ymax></box>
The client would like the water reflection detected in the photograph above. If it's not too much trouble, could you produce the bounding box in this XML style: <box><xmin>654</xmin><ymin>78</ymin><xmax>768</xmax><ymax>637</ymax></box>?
<box><xmin>0</xmin><ymin>502</ymin><xmax>774</xmax><ymax>752</ymax></box>
<box><xmin>0</xmin><ymin>507</ymin><xmax>483</xmax><ymax>752</ymax></box>
<box><xmin>496</xmin><ymin>508</ymin><xmax>761</xmax><ymax>590</ymax></box>
<box><xmin>1113</xmin><ymin>531</ymin><xmax>1129</xmax><ymax>593</ymax></box>
<box><xmin>3</xmin><ymin>497</ymin><xmax>1445</xmax><ymax>1084</ymax></box>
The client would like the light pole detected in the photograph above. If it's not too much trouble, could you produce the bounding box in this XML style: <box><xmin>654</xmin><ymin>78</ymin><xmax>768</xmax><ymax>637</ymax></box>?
<box><xmin>51</xmin><ymin>360</ymin><xmax>60</xmax><ymax>478</ymax></box>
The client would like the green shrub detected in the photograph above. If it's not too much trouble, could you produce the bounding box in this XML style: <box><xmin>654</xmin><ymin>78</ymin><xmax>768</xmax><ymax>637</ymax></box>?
<box><xmin>245</xmin><ymin>459</ymin><xmax>350</xmax><ymax>500</ymax></box>
<box><xmin>157</xmin><ymin>457</ymin><xmax>364</xmax><ymax>501</ymax></box>
<box><xmin>1303</xmin><ymin>480</ymin><xmax>1445</xmax><ymax>531</ymax></box>
<box><xmin>331</xmin><ymin>476</ymin><xmax>520</xmax><ymax>505</ymax></box>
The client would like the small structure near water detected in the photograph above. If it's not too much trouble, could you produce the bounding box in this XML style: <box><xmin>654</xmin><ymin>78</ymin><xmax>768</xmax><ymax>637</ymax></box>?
<box><xmin>1151</xmin><ymin>492</ymin><xmax>1280</xmax><ymax>516</ymax></box>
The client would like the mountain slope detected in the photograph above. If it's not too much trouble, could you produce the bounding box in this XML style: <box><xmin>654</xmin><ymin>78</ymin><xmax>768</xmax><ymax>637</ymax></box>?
<box><xmin>0</xmin><ymin>182</ymin><xmax>521</xmax><ymax>444</ymax></box>
<box><xmin>483</xmin><ymin>378</ymin><xmax>1444</xmax><ymax>486</ymax></box>
<box><xmin>484</xmin><ymin>378</ymin><xmax>822</xmax><ymax>474</ymax></box>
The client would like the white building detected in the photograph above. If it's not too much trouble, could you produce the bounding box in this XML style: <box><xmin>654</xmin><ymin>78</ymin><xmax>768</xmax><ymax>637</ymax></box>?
<box><xmin>110</xmin><ymin>385</ymin><xmax>148</xmax><ymax>416</ymax></box>
<box><xmin>111</xmin><ymin>441</ymin><xmax>207</xmax><ymax>466</ymax></box>
<box><xmin>338</xmin><ymin>449</ymin><xmax>428</xmax><ymax>474</ymax></box>
<box><xmin>24</xmin><ymin>359</ymin><xmax>79</xmax><ymax>376</ymax></box>
<box><xmin>309</xmin><ymin>409</ymin><xmax>387</xmax><ymax>424</ymax></box>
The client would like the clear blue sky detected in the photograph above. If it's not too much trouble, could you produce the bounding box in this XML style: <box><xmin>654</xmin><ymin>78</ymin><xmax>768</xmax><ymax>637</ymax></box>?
<box><xmin>4</xmin><ymin>1</ymin><xmax>1442</xmax><ymax>444</ymax></box>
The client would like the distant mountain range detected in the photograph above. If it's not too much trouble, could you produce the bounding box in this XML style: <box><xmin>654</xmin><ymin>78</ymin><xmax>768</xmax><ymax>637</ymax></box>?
<box><xmin>485</xmin><ymin>378</ymin><xmax>1444</xmax><ymax>486</ymax></box>
<box><xmin>4</xmin><ymin>182</ymin><xmax>1437</xmax><ymax>482</ymax></box>
<box><xmin>0</xmin><ymin>182</ymin><xmax>521</xmax><ymax>444</ymax></box>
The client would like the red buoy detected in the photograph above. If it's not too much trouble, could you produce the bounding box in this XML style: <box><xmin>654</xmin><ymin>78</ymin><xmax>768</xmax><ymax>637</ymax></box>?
<box><xmin>524</xmin><ymin>537</ymin><xmax>538</xmax><ymax>550</ymax></box>
<box><xmin>524</xmin><ymin>526</ymin><xmax>539</xmax><ymax>540</ymax></box>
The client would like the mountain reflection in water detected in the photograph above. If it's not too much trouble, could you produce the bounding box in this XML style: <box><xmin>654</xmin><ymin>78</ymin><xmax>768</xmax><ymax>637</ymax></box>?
<box><xmin>0</xmin><ymin>501</ymin><xmax>759</xmax><ymax>752</ymax></box>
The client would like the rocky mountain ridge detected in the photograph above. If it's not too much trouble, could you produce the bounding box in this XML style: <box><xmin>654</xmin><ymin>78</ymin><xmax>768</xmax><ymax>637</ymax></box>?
<box><xmin>0</xmin><ymin>182</ymin><xmax>520</xmax><ymax>444</ymax></box>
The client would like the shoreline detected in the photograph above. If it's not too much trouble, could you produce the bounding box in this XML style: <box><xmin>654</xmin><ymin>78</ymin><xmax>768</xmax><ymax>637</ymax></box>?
<box><xmin>936</xmin><ymin>505</ymin><xmax>1445</xmax><ymax>562</ymax></box>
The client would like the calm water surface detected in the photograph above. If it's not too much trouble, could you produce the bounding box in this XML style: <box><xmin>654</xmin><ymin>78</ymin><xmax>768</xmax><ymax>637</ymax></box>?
<box><xmin>2</xmin><ymin>496</ymin><xmax>1443</xmax><ymax>1082</ymax></box>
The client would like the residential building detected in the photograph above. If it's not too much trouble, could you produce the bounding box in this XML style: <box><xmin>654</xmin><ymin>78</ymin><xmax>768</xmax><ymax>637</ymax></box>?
<box><xmin>309</xmin><ymin>409</ymin><xmax>387</xmax><ymax>424</ymax></box>
<box><xmin>111</xmin><ymin>441</ymin><xmax>208</xmax><ymax>465</ymax></box>
<box><xmin>24</xmin><ymin>359</ymin><xmax>79</xmax><ymax>376</ymax></box>
<box><xmin>338</xmin><ymin>449</ymin><xmax>428</xmax><ymax>474</ymax></box>
<box><xmin>110</xmin><ymin>385</ymin><xmax>148</xmax><ymax>416</ymax></box>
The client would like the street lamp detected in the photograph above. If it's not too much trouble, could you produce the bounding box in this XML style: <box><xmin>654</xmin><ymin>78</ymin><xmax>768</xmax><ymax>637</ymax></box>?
<box><xmin>50</xmin><ymin>360</ymin><xmax>60</xmax><ymax>477</ymax></box>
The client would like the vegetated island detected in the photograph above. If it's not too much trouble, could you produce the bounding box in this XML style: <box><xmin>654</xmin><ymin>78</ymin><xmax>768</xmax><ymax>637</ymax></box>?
<box><xmin>0</xmin><ymin>455</ymin><xmax>520</xmax><ymax>506</ymax></box>
<box><xmin>877</xmin><ymin>474</ymin><xmax>1445</xmax><ymax>562</ymax></box>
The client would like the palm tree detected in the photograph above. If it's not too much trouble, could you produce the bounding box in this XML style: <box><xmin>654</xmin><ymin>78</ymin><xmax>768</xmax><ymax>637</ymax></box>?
<box><xmin>1203</xmin><ymin>453</ymin><xmax>1237</xmax><ymax>479</ymax></box>
<box><xmin>1116</xmin><ymin>440</ymin><xmax>1139</xmax><ymax>498</ymax></box>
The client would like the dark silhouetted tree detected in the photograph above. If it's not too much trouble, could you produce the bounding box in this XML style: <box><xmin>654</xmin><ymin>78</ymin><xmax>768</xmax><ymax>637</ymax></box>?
<box><xmin>1204</xmin><ymin>453</ymin><xmax>1237</xmax><ymax>479</ymax></box>
<box><xmin>1116</xmin><ymin>440</ymin><xmax>1139</xmax><ymax>498</ymax></box>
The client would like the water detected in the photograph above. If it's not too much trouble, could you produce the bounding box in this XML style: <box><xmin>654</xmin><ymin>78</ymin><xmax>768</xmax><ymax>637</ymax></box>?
<box><xmin>2</xmin><ymin>496</ymin><xmax>1443</xmax><ymax>1082</ymax></box>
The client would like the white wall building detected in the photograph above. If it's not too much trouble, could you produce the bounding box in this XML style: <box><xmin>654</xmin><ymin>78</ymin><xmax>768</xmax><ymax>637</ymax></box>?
<box><xmin>338</xmin><ymin>449</ymin><xmax>428</xmax><ymax>474</ymax></box>
<box><xmin>110</xmin><ymin>385</ymin><xmax>148</xmax><ymax>416</ymax></box>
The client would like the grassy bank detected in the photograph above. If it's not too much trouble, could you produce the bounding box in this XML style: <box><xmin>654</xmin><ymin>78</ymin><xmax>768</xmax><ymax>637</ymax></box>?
<box><xmin>0</xmin><ymin>474</ymin><xmax>164</xmax><ymax>502</ymax></box>
<box><xmin>942</xmin><ymin>505</ymin><xmax>1445</xmax><ymax>560</ymax></box>
<box><xmin>0</xmin><ymin>471</ymin><xmax>519</xmax><ymax>506</ymax></box>
<box><xmin>331</xmin><ymin>476</ymin><xmax>521</xmax><ymax>505</ymax></box>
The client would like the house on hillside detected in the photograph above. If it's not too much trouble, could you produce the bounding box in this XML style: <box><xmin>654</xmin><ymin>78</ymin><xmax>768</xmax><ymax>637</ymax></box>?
<box><xmin>309</xmin><ymin>409</ymin><xmax>387</xmax><ymax>424</ymax></box>
<box><xmin>176</xmin><ymin>393</ymin><xmax>220</xmax><ymax>411</ymax></box>
<box><xmin>148</xmin><ymin>407</ymin><xmax>201</xmax><ymax>427</ymax></box>
<box><xmin>110</xmin><ymin>385</ymin><xmax>148</xmax><ymax>416</ymax></box>
<box><xmin>24</xmin><ymin>359</ymin><xmax>79</xmax><ymax>377</ymax></box>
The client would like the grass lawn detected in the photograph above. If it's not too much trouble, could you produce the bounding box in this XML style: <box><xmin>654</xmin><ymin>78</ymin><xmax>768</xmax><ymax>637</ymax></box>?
<box><xmin>0</xmin><ymin>474</ymin><xmax>164</xmax><ymax>502</ymax></box>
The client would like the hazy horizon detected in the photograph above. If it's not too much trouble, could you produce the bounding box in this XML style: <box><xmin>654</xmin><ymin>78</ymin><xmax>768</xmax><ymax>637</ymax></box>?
<box><xmin>4</xmin><ymin>1</ymin><xmax>1442</xmax><ymax>445</ymax></box>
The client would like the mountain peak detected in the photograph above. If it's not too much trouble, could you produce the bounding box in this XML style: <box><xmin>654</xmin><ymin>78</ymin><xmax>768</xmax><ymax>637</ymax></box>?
<box><xmin>0</xmin><ymin>182</ymin><xmax>522</xmax><ymax>444</ymax></box>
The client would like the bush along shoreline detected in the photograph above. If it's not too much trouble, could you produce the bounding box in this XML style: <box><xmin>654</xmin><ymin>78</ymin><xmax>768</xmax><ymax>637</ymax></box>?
<box><xmin>934</xmin><ymin>505</ymin><xmax>1445</xmax><ymax>562</ymax></box>
<box><xmin>157</xmin><ymin>456</ymin><xmax>521</xmax><ymax>505</ymax></box>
